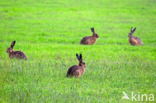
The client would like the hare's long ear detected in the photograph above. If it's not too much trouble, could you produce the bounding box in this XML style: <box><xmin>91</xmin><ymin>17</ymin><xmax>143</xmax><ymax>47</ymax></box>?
<box><xmin>76</xmin><ymin>53</ymin><xmax>83</xmax><ymax>62</ymax></box>
<box><xmin>76</xmin><ymin>53</ymin><xmax>80</xmax><ymax>60</ymax></box>
<box><xmin>132</xmin><ymin>27</ymin><xmax>136</xmax><ymax>33</ymax></box>
<box><xmin>91</xmin><ymin>27</ymin><xmax>95</xmax><ymax>33</ymax></box>
<box><xmin>80</xmin><ymin>54</ymin><xmax>82</xmax><ymax>61</ymax></box>
<box><xmin>10</xmin><ymin>41</ymin><xmax>16</xmax><ymax>48</ymax></box>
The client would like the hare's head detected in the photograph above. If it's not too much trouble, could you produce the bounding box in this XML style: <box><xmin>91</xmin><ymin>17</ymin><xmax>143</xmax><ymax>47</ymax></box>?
<box><xmin>76</xmin><ymin>53</ymin><xmax>86</xmax><ymax>68</ymax></box>
<box><xmin>6</xmin><ymin>41</ymin><xmax>16</xmax><ymax>53</ymax></box>
<box><xmin>91</xmin><ymin>27</ymin><xmax>99</xmax><ymax>38</ymax></box>
<box><xmin>128</xmin><ymin>27</ymin><xmax>136</xmax><ymax>37</ymax></box>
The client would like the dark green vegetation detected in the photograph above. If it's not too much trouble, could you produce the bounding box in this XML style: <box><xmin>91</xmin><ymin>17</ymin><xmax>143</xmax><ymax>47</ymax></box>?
<box><xmin>0</xmin><ymin>0</ymin><xmax>156</xmax><ymax>103</ymax></box>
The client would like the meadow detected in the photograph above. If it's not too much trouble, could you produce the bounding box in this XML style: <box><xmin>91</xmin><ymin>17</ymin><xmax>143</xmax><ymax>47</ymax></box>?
<box><xmin>0</xmin><ymin>0</ymin><xmax>156</xmax><ymax>103</ymax></box>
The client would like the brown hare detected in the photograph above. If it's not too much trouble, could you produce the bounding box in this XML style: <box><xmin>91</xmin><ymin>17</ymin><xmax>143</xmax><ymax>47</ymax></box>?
<box><xmin>80</xmin><ymin>27</ymin><xmax>99</xmax><ymax>45</ymax></box>
<box><xmin>66</xmin><ymin>53</ymin><xmax>86</xmax><ymax>78</ymax></box>
<box><xmin>128</xmin><ymin>27</ymin><xmax>143</xmax><ymax>46</ymax></box>
<box><xmin>6</xmin><ymin>41</ymin><xmax>27</xmax><ymax>59</ymax></box>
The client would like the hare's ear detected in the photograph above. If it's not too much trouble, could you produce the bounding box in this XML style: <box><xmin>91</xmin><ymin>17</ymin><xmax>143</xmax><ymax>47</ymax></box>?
<box><xmin>132</xmin><ymin>27</ymin><xmax>136</xmax><ymax>32</ymax></box>
<box><xmin>10</xmin><ymin>41</ymin><xmax>16</xmax><ymax>48</ymax></box>
<box><xmin>76</xmin><ymin>53</ymin><xmax>80</xmax><ymax>60</ymax></box>
<box><xmin>80</xmin><ymin>54</ymin><xmax>82</xmax><ymax>61</ymax></box>
<box><xmin>91</xmin><ymin>27</ymin><xmax>95</xmax><ymax>33</ymax></box>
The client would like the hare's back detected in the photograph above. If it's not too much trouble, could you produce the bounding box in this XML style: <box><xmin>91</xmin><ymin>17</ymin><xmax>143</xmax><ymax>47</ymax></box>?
<box><xmin>67</xmin><ymin>65</ymin><xmax>82</xmax><ymax>77</ymax></box>
<box><xmin>13</xmin><ymin>51</ymin><xmax>27</xmax><ymax>59</ymax></box>
<box><xmin>130</xmin><ymin>36</ymin><xmax>143</xmax><ymax>45</ymax></box>
<box><xmin>67</xmin><ymin>65</ymin><xmax>78</xmax><ymax>74</ymax></box>
<box><xmin>80</xmin><ymin>36</ymin><xmax>92</xmax><ymax>44</ymax></box>
<box><xmin>134</xmin><ymin>37</ymin><xmax>143</xmax><ymax>44</ymax></box>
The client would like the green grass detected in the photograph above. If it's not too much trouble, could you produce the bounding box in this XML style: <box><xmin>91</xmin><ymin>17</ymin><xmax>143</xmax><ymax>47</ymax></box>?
<box><xmin>0</xmin><ymin>0</ymin><xmax>156</xmax><ymax>103</ymax></box>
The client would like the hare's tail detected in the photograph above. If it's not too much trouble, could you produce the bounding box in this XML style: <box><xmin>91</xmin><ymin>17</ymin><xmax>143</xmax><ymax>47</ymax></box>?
<box><xmin>141</xmin><ymin>41</ymin><xmax>144</xmax><ymax>45</ymax></box>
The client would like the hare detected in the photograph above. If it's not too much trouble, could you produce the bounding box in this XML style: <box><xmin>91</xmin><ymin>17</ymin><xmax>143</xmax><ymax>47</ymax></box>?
<box><xmin>128</xmin><ymin>27</ymin><xmax>143</xmax><ymax>46</ymax></box>
<box><xmin>80</xmin><ymin>27</ymin><xmax>99</xmax><ymax>45</ymax></box>
<box><xmin>6</xmin><ymin>41</ymin><xmax>27</xmax><ymax>59</ymax></box>
<box><xmin>66</xmin><ymin>54</ymin><xmax>86</xmax><ymax>78</ymax></box>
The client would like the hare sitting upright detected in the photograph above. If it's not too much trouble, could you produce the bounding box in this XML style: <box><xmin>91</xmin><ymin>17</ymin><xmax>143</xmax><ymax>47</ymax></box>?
<box><xmin>80</xmin><ymin>27</ymin><xmax>99</xmax><ymax>45</ymax></box>
<box><xmin>6</xmin><ymin>41</ymin><xmax>27</xmax><ymax>60</ymax></box>
<box><xmin>128</xmin><ymin>27</ymin><xmax>143</xmax><ymax>46</ymax></box>
<box><xmin>66</xmin><ymin>54</ymin><xmax>86</xmax><ymax>78</ymax></box>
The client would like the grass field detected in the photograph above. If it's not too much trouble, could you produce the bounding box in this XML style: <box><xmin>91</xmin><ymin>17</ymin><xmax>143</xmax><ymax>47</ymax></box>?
<box><xmin>0</xmin><ymin>0</ymin><xmax>156</xmax><ymax>103</ymax></box>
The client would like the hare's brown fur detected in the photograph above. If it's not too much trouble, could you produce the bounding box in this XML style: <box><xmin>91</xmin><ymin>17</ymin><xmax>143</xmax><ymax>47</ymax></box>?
<box><xmin>128</xmin><ymin>27</ymin><xmax>143</xmax><ymax>46</ymax></box>
<box><xmin>80</xmin><ymin>28</ymin><xmax>99</xmax><ymax>45</ymax></box>
<box><xmin>6</xmin><ymin>41</ymin><xmax>27</xmax><ymax>59</ymax></box>
<box><xmin>66</xmin><ymin>54</ymin><xmax>86</xmax><ymax>78</ymax></box>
